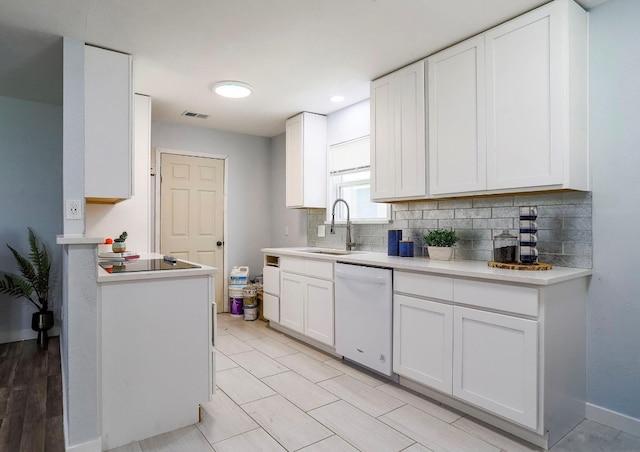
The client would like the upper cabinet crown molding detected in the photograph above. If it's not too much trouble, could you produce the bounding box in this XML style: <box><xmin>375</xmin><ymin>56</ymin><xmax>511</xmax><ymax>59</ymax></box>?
<box><xmin>84</xmin><ymin>45</ymin><xmax>133</xmax><ymax>203</ymax></box>
<box><xmin>371</xmin><ymin>60</ymin><xmax>427</xmax><ymax>201</ymax></box>
<box><xmin>285</xmin><ymin>112</ymin><xmax>327</xmax><ymax>209</ymax></box>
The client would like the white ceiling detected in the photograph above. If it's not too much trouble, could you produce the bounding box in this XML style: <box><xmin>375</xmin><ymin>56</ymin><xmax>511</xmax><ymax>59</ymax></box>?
<box><xmin>0</xmin><ymin>0</ymin><xmax>610</xmax><ymax>137</ymax></box>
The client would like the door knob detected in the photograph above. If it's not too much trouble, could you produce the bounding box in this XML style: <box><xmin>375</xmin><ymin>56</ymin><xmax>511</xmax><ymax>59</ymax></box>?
<box><xmin>216</xmin><ymin>241</ymin><xmax>223</xmax><ymax>247</ymax></box>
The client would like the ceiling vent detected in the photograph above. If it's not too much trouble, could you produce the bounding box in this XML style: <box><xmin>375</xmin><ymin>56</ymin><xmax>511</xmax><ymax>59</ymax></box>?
<box><xmin>181</xmin><ymin>111</ymin><xmax>209</xmax><ymax>119</ymax></box>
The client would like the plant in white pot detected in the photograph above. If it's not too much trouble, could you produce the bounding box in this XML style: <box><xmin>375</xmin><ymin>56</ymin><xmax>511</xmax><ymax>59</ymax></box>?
<box><xmin>0</xmin><ymin>228</ymin><xmax>53</xmax><ymax>348</ymax></box>
<box><xmin>424</xmin><ymin>229</ymin><xmax>459</xmax><ymax>261</ymax></box>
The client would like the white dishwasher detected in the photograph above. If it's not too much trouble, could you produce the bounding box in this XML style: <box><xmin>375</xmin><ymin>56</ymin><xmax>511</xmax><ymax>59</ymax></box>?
<box><xmin>334</xmin><ymin>263</ymin><xmax>394</xmax><ymax>377</ymax></box>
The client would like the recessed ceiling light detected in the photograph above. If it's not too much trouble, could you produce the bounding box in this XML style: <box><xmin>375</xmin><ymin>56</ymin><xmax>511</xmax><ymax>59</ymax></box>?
<box><xmin>212</xmin><ymin>81</ymin><xmax>253</xmax><ymax>98</ymax></box>
<box><xmin>330</xmin><ymin>95</ymin><xmax>345</xmax><ymax>103</ymax></box>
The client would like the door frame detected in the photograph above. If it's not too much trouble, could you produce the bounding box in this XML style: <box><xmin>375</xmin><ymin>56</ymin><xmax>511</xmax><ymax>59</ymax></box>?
<box><xmin>154</xmin><ymin>147</ymin><xmax>229</xmax><ymax>311</ymax></box>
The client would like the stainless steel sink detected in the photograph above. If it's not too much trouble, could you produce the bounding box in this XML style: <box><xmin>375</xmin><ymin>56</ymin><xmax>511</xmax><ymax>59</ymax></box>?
<box><xmin>300</xmin><ymin>248</ymin><xmax>352</xmax><ymax>256</ymax></box>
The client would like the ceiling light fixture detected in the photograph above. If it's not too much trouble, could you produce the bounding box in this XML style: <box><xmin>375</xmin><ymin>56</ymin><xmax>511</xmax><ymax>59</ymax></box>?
<box><xmin>329</xmin><ymin>95</ymin><xmax>345</xmax><ymax>103</ymax></box>
<box><xmin>212</xmin><ymin>81</ymin><xmax>253</xmax><ymax>98</ymax></box>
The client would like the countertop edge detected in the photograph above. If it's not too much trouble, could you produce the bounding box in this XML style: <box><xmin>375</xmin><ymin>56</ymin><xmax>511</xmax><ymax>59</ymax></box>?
<box><xmin>261</xmin><ymin>248</ymin><xmax>592</xmax><ymax>286</ymax></box>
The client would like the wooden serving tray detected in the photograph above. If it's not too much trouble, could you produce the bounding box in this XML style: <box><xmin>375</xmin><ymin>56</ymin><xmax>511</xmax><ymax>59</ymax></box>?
<box><xmin>488</xmin><ymin>261</ymin><xmax>552</xmax><ymax>271</ymax></box>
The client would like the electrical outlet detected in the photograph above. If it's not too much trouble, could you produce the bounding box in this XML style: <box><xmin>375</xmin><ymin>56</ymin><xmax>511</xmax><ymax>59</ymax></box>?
<box><xmin>66</xmin><ymin>199</ymin><xmax>82</xmax><ymax>220</ymax></box>
<box><xmin>284</xmin><ymin>226</ymin><xmax>289</xmax><ymax>236</ymax></box>
<box><xmin>318</xmin><ymin>225</ymin><xmax>326</xmax><ymax>237</ymax></box>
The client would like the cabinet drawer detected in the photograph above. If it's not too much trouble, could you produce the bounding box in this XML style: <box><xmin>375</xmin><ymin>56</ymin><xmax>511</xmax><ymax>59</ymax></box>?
<box><xmin>394</xmin><ymin>271</ymin><xmax>453</xmax><ymax>301</ymax></box>
<box><xmin>279</xmin><ymin>257</ymin><xmax>333</xmax><ymax>280</ymax></box>
<box><xmin>263</xmin><ymin>293</ymin><xmax>279</xmax><ymax>322</ymax></box>
<box><xmin>305</xmin><ymin>260</ymin><xmax>333</xmax><ymax>280</ymax></box>
<box><xmin>263</xmin><ymin>266</ymin><xmax>280</xmax><ymax>296</ymax></box>
<box><xmin>454</xmin><ymin>279</ymin><xmax>538</xmax><ymax>317</ymax></box>
<box><xmin>280</xmin><ymin>257</ymin><xmax>304</xmax><ymax>274</ymax></box>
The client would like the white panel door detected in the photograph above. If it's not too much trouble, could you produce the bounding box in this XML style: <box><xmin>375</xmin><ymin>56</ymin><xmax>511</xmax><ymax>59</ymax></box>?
<box><xmin>161</xmin><ymin>153</ymin><xmax>224</xmax><ymax>311</ymax></box>
<box><xmin>393</xmin><ymin>295</ymin><xmax>453</xmax><ymax>393</ymax></box>
<box><xmin>486</xmin><ymin>1</ymin><xmax>563</xmax><ymax>190</ymax></box>
<box><xmin>428</xmin><ymin>36</ymin><xmax>486</xmax><ymax>195</ymax></box>
<box><xmin>453</xmin><ymin>306</ymin><xmax>538</xmax><ymax>429</ymax></box>
<box><xmin>304</xmin><ymin>278</ymin><xmax>334</xmax><ymax>346</ymax></box>
<box><xmin>395</xmin><ymin>60</ymin><xmax>426</xmax><ymax>198</ymax></box>
<box><xmin>279</xmin><ymin>272</ymin><xmax>304</xmax><ymax>333</ymax></box>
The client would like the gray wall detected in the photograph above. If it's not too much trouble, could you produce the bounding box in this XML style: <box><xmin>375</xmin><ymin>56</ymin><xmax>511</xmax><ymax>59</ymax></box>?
<box><xmin>0</xmin><ymin>95</ymin><xmax>62</xmax><ymax>342</ymax></box>
<box><xmin>588</xmin><ymin>0</ymin><xmax>640</xmax><ymax>419</ymax></box>
<box><xmin>269</xmin><ymin>132</ymin><xmax>307</xmax><ymax>248</ymax></box>
<box><xmin>152</xmin><ymin>121</ymin><xmax>272</xmax><ymax>278</ymax></box>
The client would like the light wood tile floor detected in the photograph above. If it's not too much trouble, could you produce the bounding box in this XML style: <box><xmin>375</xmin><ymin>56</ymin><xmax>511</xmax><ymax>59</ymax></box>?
<box><xmin>108</xmin><ymin>314</ymin><xmax>640</xmax><ymax>451</ymax></box>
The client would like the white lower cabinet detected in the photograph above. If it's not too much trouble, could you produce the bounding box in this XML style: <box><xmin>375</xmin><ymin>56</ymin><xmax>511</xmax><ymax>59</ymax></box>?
<box><xmin>262</xmin><ymin>265</ymin><xmax>280</xmax><ymax>322</ymax></box>
<box><xmin>280</xmin><ymin>272</ymin><xmax>305</xmax><ymax>333</ymax></box>
<box><xmin>452</xmin><ymin>306</ymin><xmax>538</xmax><ymax>429</ymax></box>
<box><xmin>393</xmin><ymin>294</ymin><xmax>453</xmax><ymax>393</ymax></box>
<box><xmin>304</xmin><ymin>277</ymin><xmax>334</xmax><ymax>345</ymax></box>
<box><xmin>393</xmin><ymin>270</ymin><xmax>540</xmax><ymax>431</ymax></box>
<box><xmin>280</xmin><ymin>267</ymin><xmax>334</xmax><ymax>347</ymax></box>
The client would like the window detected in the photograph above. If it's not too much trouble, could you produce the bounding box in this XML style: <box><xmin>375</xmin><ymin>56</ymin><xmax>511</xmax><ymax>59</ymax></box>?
<box><xmin>327</xmin><ymin>137</ymin><xmax>389</xmax><ymax>222</ymax></box>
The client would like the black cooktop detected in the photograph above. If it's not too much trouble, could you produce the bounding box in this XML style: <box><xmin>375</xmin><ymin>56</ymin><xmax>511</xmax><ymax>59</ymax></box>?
<box><xmin>99</xmin><ymin>259</ymin><xmax>200</xmax><ymax>273</ymax></box>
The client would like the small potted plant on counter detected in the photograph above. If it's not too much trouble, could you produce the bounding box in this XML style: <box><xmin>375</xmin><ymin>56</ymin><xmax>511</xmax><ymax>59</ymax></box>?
<box><xmin>424</xmin><ymin>228</ymin><xmax>459</xmax><ymax>261</ymax></box>
<box><xmin>112</xmin><ymin>231</ymin><xmax>128</xmax><ymax>253</ymax></box>
<box><xmin>0</xmin><ymin>228</ymin><xmax>53</xmax><ymax>349</ymax></box>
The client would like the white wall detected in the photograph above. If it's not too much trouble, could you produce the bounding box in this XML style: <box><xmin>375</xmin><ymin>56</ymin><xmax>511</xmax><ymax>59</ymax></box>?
<box><xmin>327</xmin><ymin>99</ymin><xmax>370</xmax><ymax>145</ymax></box>
<box><xmin>151</xmin><ymin>121</ymin><xmax>272</xmax><ymax>279</ymax></box>
<box><xmin>86</xmin><ymin>95</ymin><xmax>152</xmax><ymax>253</ymax></box>
<box><xmin>588</xmin><ymin>0</ymin><xmax>640</xmax><ymax>422</ymax></box>
<box><xmin>0</xmin><ymin>95</ymin><xmax>62</xmax><ymax>343</ymax></box>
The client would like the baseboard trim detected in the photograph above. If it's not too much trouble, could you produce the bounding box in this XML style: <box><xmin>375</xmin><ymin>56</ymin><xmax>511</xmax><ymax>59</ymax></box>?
<box><xmin>586</xmin><ymin>403</ymin><xmax>640</xmax><ymax>437</ymax></box>
<box><xmin>0</xmin><ymin>325</ymin><xmax>60</xmax><ymax>344</ymax></box>
<box><xmin>65</xmin><ymin>437</ymin><xmax>101</xmax><ymax>452</ymax></box>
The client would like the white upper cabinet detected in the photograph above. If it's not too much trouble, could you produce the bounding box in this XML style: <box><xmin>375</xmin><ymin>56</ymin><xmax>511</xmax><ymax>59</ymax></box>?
<box><xmin>486</xmin><ymin>0</ymin><xmax>588</xmax><ymax>191</ymax></box>
<box><xmin>425</xmin><ymin>0</ymin><xmax>588</xmax><ymax>197</ymax></box>
<box><xmin>84</xmin><ymin>45</ymin><xmax>133</xmax><ymax>202</ymax></box>
<box><xmin>428</xmin><ymin>36</ymin><xmax>486</xmax><ymax>195</ymax></box>
<box><xmin>285</xmin><ymin>112</ymin><xmax>327</xmax><ymax>208</ymax></box>
<box><xmin>371</xmin><ymin>60</ymin><xmax>426</xmax><ymax>201</ymax></box>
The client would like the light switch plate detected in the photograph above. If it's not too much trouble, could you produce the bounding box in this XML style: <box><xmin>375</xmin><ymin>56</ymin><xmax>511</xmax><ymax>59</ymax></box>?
<box><xmin>318</xmin><ymin>225</ymin><xmax>326</xmax><ymax>238</ymax></box>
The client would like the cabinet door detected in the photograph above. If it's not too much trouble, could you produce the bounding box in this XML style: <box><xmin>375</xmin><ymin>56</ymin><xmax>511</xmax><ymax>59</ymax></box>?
<box><xmin>85</xmin><ymin>45</ymin><xmax>132</xmax><ymax>201</ymax></box>
<box><xmin>428</xmin><ymin>36</ymin><xmax>486</xmax><ymax>195</ymax></box>
<box><xmin>393</xmin><ymin>295</ymin><xmax>453</xmax><ymax>393</ymax></box>
<box><xmin>280</xmin><ymin>272</ymin><xmax>304</xmax><ymax>333</ymax></box>
<box><xmin>285</xmin><ymin>114</ymin><xmax>304</xmax><ymax>207</ymax></box>
<box><xmin>394</xmin><ymin>60</ymin><xmax>426</xmax><ymax>198</ymax></box>
<box><xmin>370</xmin><ymin>74</ymin><xmax>396</xmax><ymax>200</ymax></box>
<box><xmin>371</xmin><ymin>61</ymin><xmax>426</xmax><ymax>201</ymax></box>
<box><xmin>263</xmin><ymin>266</ymin><xmax>280</xmax><ymax>296</ymax></box>
<box><xmin>263</xmin><ymin>293</ymin><xmax>279</xmax><ymax>322</ymax></box>
<box><xmin>453</xmin><ymin>306</ymin><xmax>538</xmax><ymax>429</ymax></box>
<box><xmin>285</xmin><ymin>113</ymin><xmax>327</xmax><ymax>208</ymax></box>
<box><xmin>304</xmin><ymin>278</ymin><xmax>334</xmax><ymax>346</ymax></box>
<box><xmin>485</xmin><ymin>1</ymin><xmax>563</xmax><ymax>190</ymax></box>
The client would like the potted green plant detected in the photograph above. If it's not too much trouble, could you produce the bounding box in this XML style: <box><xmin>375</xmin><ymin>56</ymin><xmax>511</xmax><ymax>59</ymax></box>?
<box><xmin>0</xmin><ymin>228</ymin><xmax>53</xmax><ymax>348</ymax></box>
<box><xmin>424</xmin><ymin>228</ymin><xmax>459</xmax><ymax>261</ymax></box>
<box><xmin>112</xmin><ymin>231</ymin><xmax>128</xmax><ymax>253</ymax></box>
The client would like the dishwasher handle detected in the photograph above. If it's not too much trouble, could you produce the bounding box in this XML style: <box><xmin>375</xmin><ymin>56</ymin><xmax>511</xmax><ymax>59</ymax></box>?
<box><xmin>335</xmin><ymin>270</ymin><xmax>388</xmax><ymax>285</ymax></box>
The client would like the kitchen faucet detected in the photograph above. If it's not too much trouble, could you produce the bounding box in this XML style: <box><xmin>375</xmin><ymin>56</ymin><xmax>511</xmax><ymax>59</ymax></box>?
<box><xmin>330</xmin><ymin>198</ymin><xmax>356</xmax><ymax>251</ymax></box>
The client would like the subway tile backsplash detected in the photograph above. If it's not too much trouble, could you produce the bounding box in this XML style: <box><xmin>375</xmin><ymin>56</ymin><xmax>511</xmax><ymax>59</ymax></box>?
<box><xmin>307</xmin><ymin>191</ymin><xmax>592</xmax><ymax>269</ymax></box>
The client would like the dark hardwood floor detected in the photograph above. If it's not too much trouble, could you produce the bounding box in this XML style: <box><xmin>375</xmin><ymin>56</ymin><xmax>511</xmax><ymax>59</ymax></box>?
<box><xmin>0</xmin><ymin>336</ymin><xmax>65</xmax><ymax>451</ymax></box>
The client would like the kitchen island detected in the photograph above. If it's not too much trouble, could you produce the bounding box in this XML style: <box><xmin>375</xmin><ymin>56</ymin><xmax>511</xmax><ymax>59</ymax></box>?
<box><xmin>98</xmin><ymin>254</ymin><xmax>216</xmax><ymax>450</ymax></box>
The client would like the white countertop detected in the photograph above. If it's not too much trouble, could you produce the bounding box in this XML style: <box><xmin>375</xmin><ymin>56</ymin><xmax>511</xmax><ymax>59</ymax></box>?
<box><xmin>261</xmin><ymin>247</ymin><xmax>592</xmax><ymax>286</ymax></box>
<box><xmin>98</xmin><ymin>253</ymin><xmax>217</xmax><ymax>283</ymax></box>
